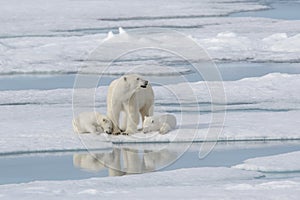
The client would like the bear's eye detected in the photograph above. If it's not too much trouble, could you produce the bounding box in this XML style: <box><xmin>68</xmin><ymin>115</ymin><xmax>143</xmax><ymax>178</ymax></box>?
<box><xmin>137</xmin><ymin>77</ymin><xmax>140</xmax><ymax>80</ymax></box>
<box><xmin>151</xmin><ymin>120</ymin><xmax>154</xmax><ymax>123</ymax></box>
<box><xmin>103</xmin><ymin>119</ymin><xmax>106</xmax><ymax>122</ymax></box>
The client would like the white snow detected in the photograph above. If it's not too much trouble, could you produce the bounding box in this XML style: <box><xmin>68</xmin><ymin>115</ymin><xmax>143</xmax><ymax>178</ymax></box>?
<box><xmin>1</xmin><ymin>28</ymin><xmax>300</xmax><ymax>76</ymax></box>
<box><xmin>0</xmin><ymin>0</ymin><xmax>268</xmax><ymax>35</ymax></box>
<box><xmin>0</xmin><ymin>105</ymin><xmax>113</xmax><ymax>154</ymax></box>
<box><xmin>233</xmin><ymin>151</ymin><xmax>300</xmax><ymax>172</ymax></box>
<box><xmin>198</xmin><ymin>30</ymin><xmax>300</xmax><ymax>62</ymax></box>
<box><xmin>1</xmin><ymin>73</ymin><xmax>299</xmax><ymax>109</ymax></box>
<box><xmin>2</xmin><ymin>23</ymin><xmax>300</xmax><ymax>74</ymax></box>
<box><xmin>0</xmin><ymin>73</ymin><xmax>299</xmax><ymax>152</ymax></box>
<box><xmin>92</xmin><ymin>110</ymin><xmax>300</xmax><ymax>143</ymax></box>
<box><xmin>0</xmin><ymin>1</ymin><xmax>300</xmax><ymax>75</ymax></box>
<box><xmin>266</xmin><ymin>34</ymin><xmax>300</xmax><ymax>53</ymax></box>
<box><xmin>1</xmin><ymin>167</ymin><xmax>300</xmax><ymax>200</ymax></box>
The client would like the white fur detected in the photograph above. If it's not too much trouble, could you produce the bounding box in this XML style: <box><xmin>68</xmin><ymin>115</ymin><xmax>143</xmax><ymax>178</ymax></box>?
<box><xmin>72</xmin><ymin>112</ymin><xmax>113</xmax><ymax>134</ymax></box>
<box><xmin>143</xmin><ymin>114</ymin><xmax>177</xmax><ymax>134</ymax></box>
<box><xmin>107</xmin><ymin>74</ymin><xmax>154</xmax><ymax>135</ymax></box>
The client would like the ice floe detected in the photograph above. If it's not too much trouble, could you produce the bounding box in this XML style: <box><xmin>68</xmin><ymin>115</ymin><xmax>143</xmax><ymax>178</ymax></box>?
<box><xmin>233</xmin><ymin>151</ymin><xmax>300</xmax><ymax>172</ymax></box>
<box><xmin>1</xmin><ymin>167</ymin><xmax>300</xmax><ymax>200</ymax></box>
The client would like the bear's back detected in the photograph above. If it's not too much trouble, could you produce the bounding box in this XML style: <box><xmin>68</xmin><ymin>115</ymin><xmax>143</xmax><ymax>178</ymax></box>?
<box><xmin>159</xmin><ymin>114</ymin><xmax>177</xmax><ymax>128</ymax></box>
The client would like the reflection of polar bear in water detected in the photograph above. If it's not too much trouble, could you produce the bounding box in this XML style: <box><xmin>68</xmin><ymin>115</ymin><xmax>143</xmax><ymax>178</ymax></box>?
<box><xmin>73</xmin><ymin>149</ymin><xmax>125</xmax><ymax>176</ymax></box>
<box><xmin>72</xmin><ymin>112</ymin><xmax>113</xmax><ymax>134</ymax></box>
<box><xmin>73</xmin><ymin>148</ymin><xmax>178</xmax><ymax>176</ymax></box>
<box><xmin>107</xmin><ymin>74</ymin><xmax>154</xmax><ymax>135</ymax></box>
<box><xmin>73</xmin><ymin>153</ymin><xmax>105</xmax><ymax>172</ymax></box>
<box><xmin>143</xmin><ymin>114</ymin><xmax>177</xmax><ymax>134</ymax></box>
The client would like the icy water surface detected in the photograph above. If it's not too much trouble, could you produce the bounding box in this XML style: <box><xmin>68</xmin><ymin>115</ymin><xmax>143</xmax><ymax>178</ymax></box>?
<box><xmin>231</xmin><ymin>1</ymin><xmax>300</xmax><ymax>20</ymax></box>
<box><xmin>1</xmin><ymin>141</ymin><xmax>300</xmax><ymax>185</ymax></box>
<box><xmin>1</xmin><ymin>62</ymin><xmax>300</xmax><ymax>91</ymax></box>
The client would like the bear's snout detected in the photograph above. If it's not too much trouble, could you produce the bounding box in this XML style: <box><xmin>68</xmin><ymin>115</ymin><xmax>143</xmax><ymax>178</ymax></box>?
<box><xmin>141</xmin><ymin>80</ymin><xmax>148</xmax><ymax>88</ymax></box>
<box><xmin>105</xmin><ymin>126</ymin><xmax>112</xmax><ymax>134</ymax></box>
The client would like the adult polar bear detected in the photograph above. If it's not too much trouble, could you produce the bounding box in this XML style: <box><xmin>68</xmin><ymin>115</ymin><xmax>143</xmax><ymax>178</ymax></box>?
<box><xmin>107</xmin><ymin>74</ymin><xmax>154</xmax><ymax>135</ymax></box>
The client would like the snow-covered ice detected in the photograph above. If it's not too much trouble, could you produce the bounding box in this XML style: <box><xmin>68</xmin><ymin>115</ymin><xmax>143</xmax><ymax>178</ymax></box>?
<box><xmin>233</xmin><ymin>151</ymin><xmax>300</xmax><ymax>173</ymax></box>
<box><xmin>0</xmin><ymin>73</ymin><xmax>299</xmax><ymax>152</ymax></box>
<box><xmin>0</xmin><ymin>167</ymin><xmax>300</xmax><ymax>200</ymax></box>
<box><xmin>2</xmin><ymin>22</ymin><xmax>300</xmax><ymax>75</ymax></box>
<box><xmin>0</xmin><ymin>0</ymin><xmax>268</xmax><ymax>35</ymax></box>
<box><xmin>1</xmin><ymin>73</ymin><xmax>299</xmax><ymax>110</ymax></box>
<box><xmin>1</xmin><ymin>1</ymin><xmax>300</xmax><ymax>75</ymax></box>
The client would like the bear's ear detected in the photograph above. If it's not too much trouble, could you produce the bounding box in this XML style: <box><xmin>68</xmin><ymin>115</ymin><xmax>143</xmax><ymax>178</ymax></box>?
<box><xmin>123</xmin><ymin>76</ymin><xmax>127</xmax><ymax>81</ymax></box>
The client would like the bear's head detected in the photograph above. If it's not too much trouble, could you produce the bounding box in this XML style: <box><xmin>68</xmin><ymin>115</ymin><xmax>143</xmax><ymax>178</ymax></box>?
<box><xmin>122</xmin><ymin>74</ymin><xmax>149</xmax><ymax>91</ymax></box>
<box><xmin>143</xmin><ymin>116</ymin><xmax>159</xmax><ymax>133</ymax></box>
<box><xmin>98</xmin><ymin>116</ymin><xmax>113</xmax><ymax>134</ymax></box>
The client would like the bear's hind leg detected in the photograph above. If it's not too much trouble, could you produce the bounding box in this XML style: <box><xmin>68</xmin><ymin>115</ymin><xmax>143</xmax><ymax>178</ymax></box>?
<box><xmin>108</xmin><ymin>106</ymin><xmax>122</xmax><ymax>135</ymax></box>
<box><xmin>159</xmin><ymin>123</ymin><xmax>172</xmax><ymax>134</ymax></box>
<box><xmin>85</xmin><ymin>124</ymin><xmax>97</xmax><ymax>133</ymax></box>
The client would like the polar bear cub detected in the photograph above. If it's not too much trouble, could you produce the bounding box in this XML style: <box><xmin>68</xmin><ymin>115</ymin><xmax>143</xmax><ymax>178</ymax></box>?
<box><xmin>143</xmin><ymin>114</ymin><xmax>177</xmax><ymax>134</ymax></box>
<box><xmin>72</xmin><ymin>112</ymin><xmax>113</xmax><ymax>134</ymax></box>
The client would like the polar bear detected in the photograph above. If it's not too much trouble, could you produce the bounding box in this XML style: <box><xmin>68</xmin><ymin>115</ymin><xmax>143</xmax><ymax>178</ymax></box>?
<box><xmin>107</xmin><ymin>74</ymin><xmax>154</xmax><ymax>135</ymax></box>
<box><xmin>72</xmin><ymin>112</ymin><xmax>113</xmax><ymax>134</ymax></box>
<box><xmin>143</xmin><ymin>114</ymin><xmax>177</xmax><ymax>134</ymax></box>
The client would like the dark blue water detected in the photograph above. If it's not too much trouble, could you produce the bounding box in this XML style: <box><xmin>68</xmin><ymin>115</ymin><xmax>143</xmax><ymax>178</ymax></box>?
<box><xmin>1</xmin><ymin>141</ymin><xmax>300</xmax><ymax>185</ymax></box>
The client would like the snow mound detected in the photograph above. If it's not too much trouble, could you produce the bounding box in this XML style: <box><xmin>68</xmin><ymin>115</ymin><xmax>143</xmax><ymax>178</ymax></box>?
<box><xmin>199</xmin><ymin>31</ymin><xmax>300</xmax><ymax>62</ymax></box>
<box><xmin>265</xmin><ymin>33</ymin><xmax>300</xmax><ymax>53</ymax></box>
<box><xmin>233</xmin><ymin>151</ymin><xmax>300</xmax><ymax>173</ymax></box>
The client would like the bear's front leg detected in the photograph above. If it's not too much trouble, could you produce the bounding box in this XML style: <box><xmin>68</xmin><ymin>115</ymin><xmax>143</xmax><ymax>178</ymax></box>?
<box><xmin>95</xmin><ymin>126</ymin><xmax>104</xmax><ymax>135</ymax></box>
<box><xmin>120</xmin><ymin>111</ymin><xmax>127</xmax><ymax>132</ymax></box>
<box><xmin>111</xmin><ymin>123</ymin><xmax>121</xmax><ymax>135</ymax></box>
<box><xmin>124</xmin><ymin>106</ymin><xmax>139</xmax><ymax>135</ymax></box>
